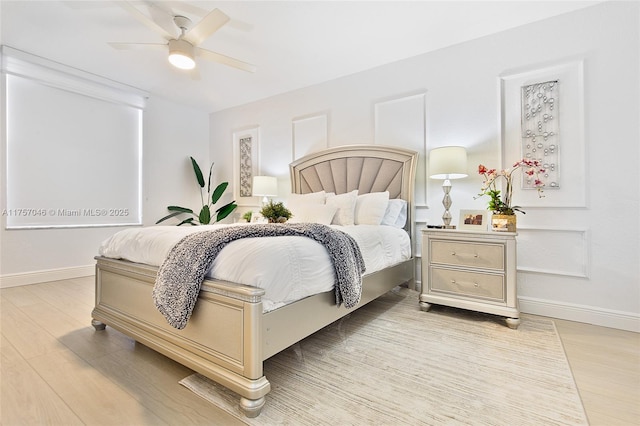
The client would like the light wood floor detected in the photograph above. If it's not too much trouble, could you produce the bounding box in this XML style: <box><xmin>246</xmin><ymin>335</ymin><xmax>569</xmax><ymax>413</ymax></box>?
<box><xmin>1</xmin><ymin>277</ymin><xmax>638</xmax><ymax>425</ymax></box>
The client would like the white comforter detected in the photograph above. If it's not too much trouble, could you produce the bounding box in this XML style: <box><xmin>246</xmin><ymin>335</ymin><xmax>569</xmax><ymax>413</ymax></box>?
<box><xmin>99</xmin><ymin>223</ymin><xmax>411</xmax><ymax>312</ymax></box>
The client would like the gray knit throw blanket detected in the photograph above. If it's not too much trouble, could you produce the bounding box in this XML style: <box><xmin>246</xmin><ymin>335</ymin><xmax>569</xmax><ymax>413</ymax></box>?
<box><xmin>153</xmin><ymin>223</ymin><xmax>366</xmax><ymax>330</ymax></box>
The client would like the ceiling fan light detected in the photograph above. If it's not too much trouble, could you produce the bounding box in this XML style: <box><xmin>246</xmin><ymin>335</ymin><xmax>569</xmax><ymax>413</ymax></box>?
<box><xmin>169</xmin><ymin>52</ymin><xmax>195</xmax><ymax>70</ymax></box>
<box><xmin>168</xmin><ymin>39</ymin><xmax>196</xmax><ymax>70</ymax></box>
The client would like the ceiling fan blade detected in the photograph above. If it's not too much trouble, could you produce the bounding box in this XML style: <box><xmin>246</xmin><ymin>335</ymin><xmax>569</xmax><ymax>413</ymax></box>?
<box><xmin>116</xmin><ymin>1</ymin><xmax>174</xmax><ymax>40</ymax></box>
<box><xmin>196</xmin><ymin>47</ymin><xmax>256</xmax><ymax>73</ymax></box>
<box><xmin>185</xmin><ymin>9</ymin><xmax>230</xmax><ymax>46</ymax></box>
<box><xmin>108</xmin><ymin>42</ymin><xmax>167</xmax><ymax>51</ymax></box>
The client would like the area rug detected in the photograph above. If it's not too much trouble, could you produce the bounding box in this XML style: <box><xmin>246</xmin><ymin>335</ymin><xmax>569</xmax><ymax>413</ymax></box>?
<box><xmin>180</xmin><ymin>287</ymin><xmax>588</xmax><ymax>425</ymax></box>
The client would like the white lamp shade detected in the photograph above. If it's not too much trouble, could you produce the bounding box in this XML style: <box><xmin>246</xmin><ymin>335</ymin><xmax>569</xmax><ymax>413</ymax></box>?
<box><xmin>252</xmin><ymin>176</ymin><xmax>278</xmax><ymax>197</ymax></box>
<box><xmin>429</xmin><ymin>146</ymin><xmax>468</xmax><ymax>180</ymax></box>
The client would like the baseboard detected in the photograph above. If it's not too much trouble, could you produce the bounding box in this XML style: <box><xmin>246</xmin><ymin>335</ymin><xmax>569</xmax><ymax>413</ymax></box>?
<box><xmin>0</xmin><ymin>265</ymin><xmax>94</xmax><ymax>288</ymax></box>
<box><xmin>519</xmin><ymin>296</ymin><xmax>640</xmax><ymax>333</ymax></box>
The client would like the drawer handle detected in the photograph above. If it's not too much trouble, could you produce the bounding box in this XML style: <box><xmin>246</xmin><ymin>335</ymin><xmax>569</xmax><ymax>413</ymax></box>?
<box><xmin>451</xmin><ymin>279</ymin><xmax>479</xmax><ymax>288</ymax></box>
<box><xmin>450</xmin><ymin>252</ymin><xmax>479</xmax><ymax>258</ymax></box>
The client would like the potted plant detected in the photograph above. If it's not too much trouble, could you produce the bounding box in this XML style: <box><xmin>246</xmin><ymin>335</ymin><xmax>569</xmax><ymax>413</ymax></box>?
<box><xmin>476</xmin><ymin>159</ymin><xmax>545</xmax><ymax>232</ymax></box>
<box><xmin>259</xmin><ymin>200</ymin><xmax>292</xmax><ymax>223</ymax></box>
<box><xmin>156</xmin><ymin>157</ymin><xmax>237</xmax><ymax>226</ymax></box>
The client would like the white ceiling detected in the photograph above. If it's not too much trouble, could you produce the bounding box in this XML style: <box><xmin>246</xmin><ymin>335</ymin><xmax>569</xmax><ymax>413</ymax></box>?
<box><xmin>1</xmin><ymin>1</ymin><xmax>600</xmax><ymax>113</ymax></box>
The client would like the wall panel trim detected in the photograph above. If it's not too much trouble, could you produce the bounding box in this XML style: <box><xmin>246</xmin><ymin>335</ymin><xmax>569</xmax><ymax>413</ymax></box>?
<box><xmin>516</xmin><ymin>226</ymin><xmax>589</xmax><ymax>278</ymax></box>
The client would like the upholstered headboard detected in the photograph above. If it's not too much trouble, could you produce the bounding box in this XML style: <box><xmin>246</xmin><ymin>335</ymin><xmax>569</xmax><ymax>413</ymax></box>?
<box><xmin>289</xmin><ymin>144</ymin><xmax>418</xmax><ymax>238</ymax></box>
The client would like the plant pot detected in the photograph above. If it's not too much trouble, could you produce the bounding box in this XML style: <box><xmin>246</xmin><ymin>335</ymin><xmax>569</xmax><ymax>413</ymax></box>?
<box><xmin>491</xmin><ymin>214</ymin><xmax>516</xmax><ymax>232</ymax></box>
<box><xmin>267</xmin><ymin>217</ymin><xmax>288</xmax><ymax>223</ymax></box>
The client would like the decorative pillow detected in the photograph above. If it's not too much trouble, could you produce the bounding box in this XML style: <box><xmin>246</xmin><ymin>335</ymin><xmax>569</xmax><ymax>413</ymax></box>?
<box><xmin>355</xmin><ymin>191</ymin><xmax>390</xmax><ymax>225</ymax></box>
<box><xmin>381</xmin><ymin>199</ymin><xmax>408</xmax><ymax>228</ymax></box>
<box><xmin>394</xmin><ymin>199</ymin><xmax>408</xmax><ymax>228</ymax></box>
<box><xmin>287</xmin><ymin>191</ymin><xmax>326</xmax><ymax>220</ymax></box>
<box><xmin>287</xmin><ymin>190</ymin><xmax>326</xmax><ymax>205</ymax></box>
<box><xmin>381</xmin><ymin>198</ymin><xmax>404</xmax><ymax>226</ymax></box>
<box><xmin>325</xmin><ymin>190</ymin><xmax>358</xmax><ymax>226</ymax></box>
<box><xmin>288</xmin><ymin>204</ymin><xmax>338</xmax><ymax>225</ymax></box>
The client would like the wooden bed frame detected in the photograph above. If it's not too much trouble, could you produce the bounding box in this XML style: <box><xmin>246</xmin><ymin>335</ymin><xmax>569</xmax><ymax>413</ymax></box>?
<box><xmin>91</xmin><ymin>144</ymin><xmax>418</xmax><ymax>417</ymax></box>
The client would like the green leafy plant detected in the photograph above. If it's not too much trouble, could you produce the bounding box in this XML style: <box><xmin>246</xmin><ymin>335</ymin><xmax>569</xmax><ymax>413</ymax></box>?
<box><xmin>156</xmin><ymin>157</ymin><xmax>237</xmax><ymax>226</ymax></box>
<box><xmin>259</xmin><ymin>200</ymin><xmax>292</xmax><ymax>223</ymax></box>
<box><xmin>242</xmin><ymin>211</ymin><xmax>253</xmax><ymax>222</ymax></box>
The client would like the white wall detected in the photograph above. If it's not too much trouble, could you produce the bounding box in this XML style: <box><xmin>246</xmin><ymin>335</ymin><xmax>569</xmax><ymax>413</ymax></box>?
<box><xmin>210</xmin><ymin>2</ymin><xmax>639</xmax><ymax>331</ymax></box>
<box><xmin>0</xmin><ymin>94</ymin><xmax>209</xmax><ymax>286</ymax></box>
<box><xmin>141</xmin><ymin>97</ymin><xmax>209</xmax><ymax>227</ymax></box>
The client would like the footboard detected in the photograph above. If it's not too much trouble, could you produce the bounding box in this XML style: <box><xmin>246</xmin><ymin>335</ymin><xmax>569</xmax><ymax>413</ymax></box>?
<box><xmin>91</xmin><ymin>256</ymin><xmax>271</xmax><ymax>416</ymax></box>
<box><xmin>92</xmin><ymin>256</ymin><xmax>414</xmax><ymax>417</ymax></box>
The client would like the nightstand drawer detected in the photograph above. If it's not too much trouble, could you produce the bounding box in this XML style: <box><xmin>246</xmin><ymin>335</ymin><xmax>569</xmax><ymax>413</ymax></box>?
<box><xmin>430</xmin><ymin>267</ymin><xmax>504</xmax><ymax>301</ymax></box>
<box><xmin>430</xmin><ymin>240</ymin><xmax>504</xmax><ymax>270</ymax></box>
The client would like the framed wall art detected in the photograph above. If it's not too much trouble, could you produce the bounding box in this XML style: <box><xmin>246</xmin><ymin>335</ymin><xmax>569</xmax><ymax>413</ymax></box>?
<box><xmin>232</xmin><ymin>126</ymin><xmax>260</xmax><ymax>206</ymax></box>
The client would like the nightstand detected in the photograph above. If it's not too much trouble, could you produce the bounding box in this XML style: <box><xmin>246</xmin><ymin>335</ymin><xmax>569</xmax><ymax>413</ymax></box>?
<box><xmin>420</xmin><ymin>228</ymin><xmax>520</xmax><ymax>329</ymax></box>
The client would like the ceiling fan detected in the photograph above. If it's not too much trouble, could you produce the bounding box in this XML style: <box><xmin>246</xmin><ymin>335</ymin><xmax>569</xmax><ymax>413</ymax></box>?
<box><xmin>109</xmin><ymin>2</ymin><xmax>256</xmax><ymax>73</ymax></box>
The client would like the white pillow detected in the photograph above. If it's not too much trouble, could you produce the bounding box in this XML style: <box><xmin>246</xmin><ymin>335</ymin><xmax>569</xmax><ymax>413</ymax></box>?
<box><xmin>394</xmin><ymin>199</ymin><xmax>408</xmax><ymax>228</ymax></box>
<box><xmin>287</xmin><ymin>191</ymin><xmax>326</xmax><ymax>220</ymax></box>
<box><xmin>381</xmin><ymin>199</ymin><xmax>408</xmax><ymax>228</ymax></box>
<box><xmin>287</xmin><ymin>191</ymin><xmax>326</xmax><ymax>205</ymax></box>
<box><xmin>355</xmin><ymin>191</ymin><xmax>390</xmax><ymax>225</ymax></box>
<box><xmin>381</xmin><ymin>198</ymin><xmax>403</xmax><ymax>226</ymax></box>
<box><xmin>325</xmin><ymin>190</ymin><xmax>358</xmax><ymax>226</ymax></box>
<box><xmin>288</xmin><ymin>204</ymin><xmax>338</xmax><ymax>225</ymax></box>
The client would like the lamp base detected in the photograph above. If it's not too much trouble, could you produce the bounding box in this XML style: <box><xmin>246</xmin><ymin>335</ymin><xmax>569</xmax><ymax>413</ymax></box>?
<box><xmin>441</xmin><ymin>179</ymin><xmax>453</xmax><ymax>227</ymax></box>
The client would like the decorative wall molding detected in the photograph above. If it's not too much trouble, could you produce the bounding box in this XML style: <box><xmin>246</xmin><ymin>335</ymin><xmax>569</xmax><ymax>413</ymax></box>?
<box><xmin>414</xmin><ymin>220</ymin><xmax>426</xmax><ymax>292</ymax></box>
<box><xmin>499</xmin><ymin>58</ymin><xmax>586</xmax><ymax>208</ymax></box>
<box><xmin>516</xmin><ymin>227</ymin><xmax>589</xmax><ymax>278</ymax></box>
<box><xmin>519</xmin><ymin>296</ymin><xmax>640</xmax><ymax>333</ymax></box>
<box><xmin>0</xmin><ymin>265</ymin><xmax>94</xmax><ymax>288</ymax></box>
<box><xmin>292</xmin><ymin>113</ymin><xmax>329</xmax><ymax>160</ymax></box>
<box><xmin>413</xmin><ymin>220</ymin><xmax>427</xmax><ymax>258</ymax></box>
<box><xmin>373</xmin><ymin>92</ymin><xmax>427</xmax><ymax>206</ymax></box>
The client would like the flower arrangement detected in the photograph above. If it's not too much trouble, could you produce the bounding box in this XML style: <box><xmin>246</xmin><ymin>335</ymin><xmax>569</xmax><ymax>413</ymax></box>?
<box><xmin>476</xmin><ymin>159</ymin><xmax>545</xmax><ymax>215</ymax></box>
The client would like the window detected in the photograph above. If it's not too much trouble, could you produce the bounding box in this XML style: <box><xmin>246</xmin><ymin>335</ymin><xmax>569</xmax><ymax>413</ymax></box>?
<box><xmin>2</xmin><ymin>47</ymin><xmax>146</xmax><ymax>228</ymax></box>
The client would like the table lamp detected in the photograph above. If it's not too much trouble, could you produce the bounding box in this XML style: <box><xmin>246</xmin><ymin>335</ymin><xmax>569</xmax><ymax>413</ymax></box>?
<box><xmin>429</xmin><ymin>146</ymin><xmax>468</xmax><ymax>228</ymax></box>
<box><xmin>252</xmin><ymin>176</ymin><xmax>278</xmax><ymax>205</ymax></box>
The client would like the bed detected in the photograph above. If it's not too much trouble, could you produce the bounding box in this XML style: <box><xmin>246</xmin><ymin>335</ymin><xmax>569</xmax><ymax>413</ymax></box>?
<box><xmin>91</xmin><ymin>144</ymin><xmax>418</xmax><ymax>417</ymax></box>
